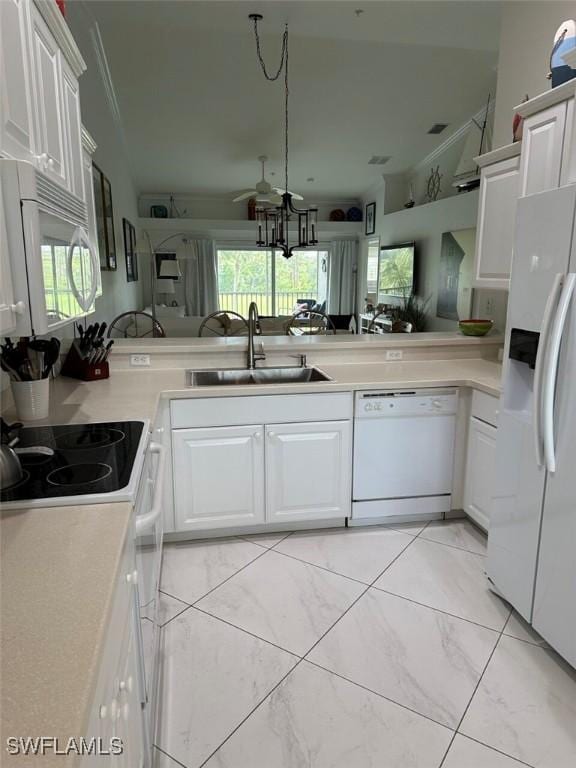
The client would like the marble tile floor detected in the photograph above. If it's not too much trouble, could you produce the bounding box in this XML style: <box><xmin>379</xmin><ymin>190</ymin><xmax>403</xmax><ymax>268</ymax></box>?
<box><xmin>154</xmin><ymin>520</ymin><xmax>576</xmax><ymax>768</ymax></box>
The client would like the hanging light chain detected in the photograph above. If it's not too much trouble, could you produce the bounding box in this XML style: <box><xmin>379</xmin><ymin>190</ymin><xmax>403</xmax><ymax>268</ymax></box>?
<box><xmin>251</xmin><ymin>16</ymin><xmax>290</xmax><ymax>195</ymax></box>
<box><xmin>251</xmin><ymin>15</ymin><xmax>288</xmax><ymax>82</ymax></box>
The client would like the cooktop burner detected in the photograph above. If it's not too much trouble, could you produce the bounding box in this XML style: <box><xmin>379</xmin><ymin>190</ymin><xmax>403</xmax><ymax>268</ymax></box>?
<box><xmin>47</xmin><ymin>462</ymin><xmax>113</xmax><ymax>487</ymax></box>
<box><xmin>0</xmin><ymin>421</ymin><xmax>145</xmax><ymax>504</ymax></box>
<box><xmin>55</xmin><ymin>427</ymin><xmax>125</xmax><ymax>451</ymax></box>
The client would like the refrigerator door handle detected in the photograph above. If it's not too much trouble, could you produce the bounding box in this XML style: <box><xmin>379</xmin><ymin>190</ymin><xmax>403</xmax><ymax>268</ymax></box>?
<box><xmin>543</xmin><ymin>273</ymin><xmax>576</xmax><ymax>473</ymax></box>
<box><xmin>533</xmin><ymin>273</ymin><xmax>564</xmax><ymax>467</ymax></box>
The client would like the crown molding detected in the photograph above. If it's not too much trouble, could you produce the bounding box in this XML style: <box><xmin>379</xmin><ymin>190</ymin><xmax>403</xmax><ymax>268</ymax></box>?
<box><xmin>90</xmin><ymin>22</ymin><xmax>123</xmax><ymax>134</ymax></box>
<box><xmin>33</xmin><ymin>0</ymin><xmax>86</xmax><ymax>76</ymax></box>
<box><xmin>414</xmin><ymin>100</ymin><xmax>495</xmax><ymax>173</ymax></box>
<box><xmin>81</xmin><ymin>125</ymin><xmax>97</xmax><ymax>155</ymax></box>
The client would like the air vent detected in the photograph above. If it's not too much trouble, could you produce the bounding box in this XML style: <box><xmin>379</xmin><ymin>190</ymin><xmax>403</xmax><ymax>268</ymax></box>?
<box><xmin>427</xmin><ymin>123</ymin><xmax>449</xmax><ymax>135</ymax></box>
<box><xmin>368</xmin><ymin>155</ymin><xmax>391</xmax><ymax>165</ymax></box>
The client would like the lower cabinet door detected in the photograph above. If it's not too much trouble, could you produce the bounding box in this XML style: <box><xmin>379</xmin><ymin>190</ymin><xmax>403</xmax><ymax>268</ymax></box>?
<box><xmin>464</xmin><ymin>417</ymin><xmax>497</xmax><ymax>531</ymax></box>
<box><xmin>173</xmin><ymin>425</ymin><xmax>265</xmax><ymax>530</ymax></box>
<box><xmin>265</xmin><ymin>420</ymin><xmax>351</xmax><ymax>523</ymax></box>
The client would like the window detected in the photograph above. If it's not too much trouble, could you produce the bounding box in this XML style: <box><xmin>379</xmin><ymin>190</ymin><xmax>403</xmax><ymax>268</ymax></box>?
<box><xmin>217</xmin><ymin>248</ymin><xmax>328</xmax><ymax>317</ymax></box>
<box><xmin>366</xmin><ymin>238</ymin><xmax>380</xmax><ymax>302</ymax></box>
<box><xmin>41</xmin><ymin>240</ymin><xmax>93</xmax><ymax>321</ymax></box>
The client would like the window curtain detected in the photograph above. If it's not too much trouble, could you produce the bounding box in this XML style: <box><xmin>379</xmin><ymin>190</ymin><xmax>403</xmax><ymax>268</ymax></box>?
<box><xmin>183</xmin><ymin>239</ymin><xmax>218</xmax><ymax>316</ymax></box>
<box><xmin>328</xmin><ymin>239</ymin><xmax>357</xmax><ymax>314</ymax></box>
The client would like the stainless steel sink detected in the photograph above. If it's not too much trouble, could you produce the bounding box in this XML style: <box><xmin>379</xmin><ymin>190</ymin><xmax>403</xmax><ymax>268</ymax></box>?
<box><xmin>187</xmin><ymin>366</ymin><xmax>333</xmax><ymax>387</ymax></box>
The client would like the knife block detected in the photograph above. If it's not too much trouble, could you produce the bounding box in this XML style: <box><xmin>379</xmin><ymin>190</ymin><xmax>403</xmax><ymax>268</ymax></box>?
<box><xmin>61</xmin><ymin>342</ymin><xmax>109</xmax><ymax>381</ymax></box>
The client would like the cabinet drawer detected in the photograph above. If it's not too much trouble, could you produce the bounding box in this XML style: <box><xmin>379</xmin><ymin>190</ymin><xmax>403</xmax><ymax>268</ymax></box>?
<box><xmin>471</xmin><ymin>390</ymin><xmax>500</xmax><ymax>428</ymax></box>
<box><xmin>170</xmin><ymin>392</ymin><xmax>352</xmax><ymax>429</ymax></box>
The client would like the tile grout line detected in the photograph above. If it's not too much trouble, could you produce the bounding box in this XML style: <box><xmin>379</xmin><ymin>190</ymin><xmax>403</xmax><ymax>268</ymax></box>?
<box><xmin>196</xmin><ymin>657</ymin><xmax>305</xmax><ymax>768</ymax></box>
<box><xmin>370</xmin><ymin>585</ymin><xmax>507</xmax><ymax>634</ymax></box>
<box><xmin>304</xmin><ymin>658</ymin><xmax>455</xmax><ymax>733</ymax></box>
<box><xmin>457</xmin><ymin>734</ymin><xmax>537</xmax><ymax>768</ymax></box>
<box><xmin>192</xmin><ymin>604</ymin><xmax>302</xmax><ymax>658</ymax></box>
<box><xmin>437</xmin><ymin>606</ymin><xmax>517</xmax><ymax>768</ymax></box>
<box><xmin>257</xmin><ymin>541</ymin><xmax>414</xmax><ymax>587</ymax></box>
<box><xmin>235</xmin><ymin>530</ymin><xmax>295</xmax><ymax>549</ymax></box>
<box><xmin>195</xmin><ymin>527</ymin><xmax>422</xmax><ymax>766</ymax></box>
<box><xmin>159</xmin><ymin>546</ymin><xmax>272</xmax><ymax>629</ymax></box>
<box><xmin>153</xmin><ymin>743</ymin><xmax>190</xmax><ymax>768</ymax></box>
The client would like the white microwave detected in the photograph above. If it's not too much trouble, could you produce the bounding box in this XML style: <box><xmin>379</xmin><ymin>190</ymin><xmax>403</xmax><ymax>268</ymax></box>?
<box><xmin>1</xmin><ymin>159</ymin><xmax>101</xmax><ymax>336</ymax></box>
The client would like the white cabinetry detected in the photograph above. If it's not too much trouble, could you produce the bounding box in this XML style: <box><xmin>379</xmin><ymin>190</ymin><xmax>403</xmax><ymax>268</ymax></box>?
<box><xmin>463</xmin><ymin>390</ymin><xmax>500</xmax><ymax>532</ymax></box>
<box><xmin>83</xmin><ymin>523</ymin><xmax>145</xmax><ymax>768</ymax></box>
<box><xmin>266</xmin><ymin>421</ymin><xmax>351</xmax><ymax>523</ymax></box>
<box><xmin>0</xmin><ymin>0</ymin><xmax>87</xmax><ymax>198</ymax></box>
<box><xmin>170</xmin><ymin>393</ymin><xmax>353</xmax><ymax>533</ymax></box>
<box><xmin>173</xmin><ymin>425</ymin><xmax>265</xmax><ymax>531</ymax></box>
<box><xmin>0</xmin><ymin>180</ymin><xmax>21</xmax><ymax>334</ymax></box>
<box><xmin>519</xmin><ymin>102</ymin><xmax>566</xmax><ymax>197</ymax></box>
<box><xmin>0</xmin><ymin>0</ymin><xmax>36</xmax><ymax>163</ymax></box>
<box><xmin>28</xmin><ymin>3</ymin><xmax>67</xmax><ymax>185</ymax></box>
<box><xmin>473</xmin><ymin>145</ymin><xmax>521</xmax><ymax>290</ymax></box>
<box><xmin>516</xmin><ymin>81</ymin><xmax>576</xmax><ymax>197</ymax></box>
<box><xmin>61</xmin><ymin>56</ymin><xmax>84</xmax><ymax>199</ymax></box>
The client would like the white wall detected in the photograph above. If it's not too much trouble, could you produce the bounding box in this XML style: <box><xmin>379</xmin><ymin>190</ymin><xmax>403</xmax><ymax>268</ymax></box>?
<box><xmin>493</xmin><ymin>1</ymin><xmax>575</xmax><ymax>148</ymax></box>
<box><xmin>67</xmin><ymin>6</ymin><xmax>144</xmax><ymax>326</ymax></box>
<box><xmin>137</xmin><ymin>193</ymin><xmax>361</xmax><ymax>222</ymax></box>
<box><xmin>358</xmin><ymin>189</ymin><xmax>508</xmax><ymax>332</ymax></box>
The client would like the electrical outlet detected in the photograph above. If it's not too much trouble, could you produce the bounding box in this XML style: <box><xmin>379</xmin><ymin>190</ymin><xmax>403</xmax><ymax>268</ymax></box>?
<box><xmin>483</xmin><ymin>297</ymin><xmax>494</xmax><ymax>317</ymax></box>
<box><xmin>130</xmin><ymin>354</ymin><xmax>151</xmax><ymax>367</ymax></box>
<box><xmin>385</xmin><ymin>350</ymin><xmax>403</xmax><ymax>361</ymax></box>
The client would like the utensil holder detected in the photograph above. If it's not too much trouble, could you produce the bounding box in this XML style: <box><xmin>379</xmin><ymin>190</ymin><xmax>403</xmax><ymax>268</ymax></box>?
<box><xmin>61</xmin><ymin>342</ymin><xmax>109</xmax><ymax>381</ymax></box>
<box><xmin>11</xmin><ymin>378</ymin><xmax>50</xmax><ymax>421</ymax></box>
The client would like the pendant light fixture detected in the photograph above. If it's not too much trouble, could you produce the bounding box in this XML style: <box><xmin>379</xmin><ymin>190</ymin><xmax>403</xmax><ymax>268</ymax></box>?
<box><xmin>249</xmin><ymin>13</ymin><xmax>318</xmax><ymax>259</ymax></box>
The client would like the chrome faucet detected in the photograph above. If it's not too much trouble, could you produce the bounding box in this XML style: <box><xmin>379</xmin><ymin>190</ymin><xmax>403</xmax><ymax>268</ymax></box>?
<box><xmin>247</xmin><ymin>302</ymin><xmax>266</xmax><ymax>370</ymax></box>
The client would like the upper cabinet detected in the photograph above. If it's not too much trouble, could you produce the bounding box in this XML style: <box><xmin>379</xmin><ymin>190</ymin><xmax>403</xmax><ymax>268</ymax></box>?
<box><xmin>517</xmin><ymin>80</ymin><xmax>576</xmax><ymax>197</ymax></box>
<box><xmin>28</xmin><ymin>3</ymin><xmax>67</xmax><ymax>185</ymax></box>
<box><xmin>0</xmin><ymin>0</ymin><xmax>86</xmax><ymax>199</ymax></box>
<box><xmin>473</xmin><ymin>81</ymin><xmax>576</xmax><ymax>291</ymax></box>
<box><xmin>0</xmin><ymin>0</ymin><xmax>36</xmax><ymax>163</ymax></box>
<box><xmin>473</xmin><ymin>144</ymin><xmax>521</xmax><ymax>290</ymax></box>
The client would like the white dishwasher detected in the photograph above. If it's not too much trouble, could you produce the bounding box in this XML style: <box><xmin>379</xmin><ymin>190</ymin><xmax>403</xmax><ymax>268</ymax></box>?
<box><xmin>352</xmin><ymin>389</ymin><xmax>458</xmax><ymax>523</ymax></box>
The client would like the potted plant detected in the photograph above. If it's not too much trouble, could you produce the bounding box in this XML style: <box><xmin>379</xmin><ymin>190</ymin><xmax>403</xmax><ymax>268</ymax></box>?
<box><xmin>389</xmin><ymin>293</ymin><xmax>430</xmax><ymax>332</ymax></box>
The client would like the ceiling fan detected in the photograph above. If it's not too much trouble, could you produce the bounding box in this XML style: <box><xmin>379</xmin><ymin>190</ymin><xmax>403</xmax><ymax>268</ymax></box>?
<box><xmin>232</xmin><ymin>155</ymin><xmax>303</xmax><ymax>204</ymax></box>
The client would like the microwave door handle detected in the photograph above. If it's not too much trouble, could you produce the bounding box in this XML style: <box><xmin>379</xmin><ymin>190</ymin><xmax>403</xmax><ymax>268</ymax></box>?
<box><xmin>542</xmin><ymin>273</ymin><xmax>576</xmax><ymax>473</ymax></box>
<box><xmin>135</xmin><ymin>442</ymin><xmax>166</xmax><ymax>534</ymax></box>
<box><xmin>67</xmin><ymin>227</ymin><xmax>98</xmax><ymax>313</ymax></box>
<box><xmin>533</xmin><ymin>273</ymin><xmax>564</xmax><ymax>467</ymax></box>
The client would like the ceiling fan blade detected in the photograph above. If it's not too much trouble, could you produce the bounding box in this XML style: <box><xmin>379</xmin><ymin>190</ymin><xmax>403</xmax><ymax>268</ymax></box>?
<box><xmin>232</xmin><ymin>190</ymin><xmax>257</xmax><ymax>202</ymax></box>
<box><xmin>273</xmin><ymin>187</ymin><xmax>304</xmax><ymax>201</ymax></box>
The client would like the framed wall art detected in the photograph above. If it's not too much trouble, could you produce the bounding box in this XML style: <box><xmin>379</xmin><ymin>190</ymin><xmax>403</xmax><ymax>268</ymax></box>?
<box><xmin>123</xmin><ymin>218</ymin><xmax>138</xmax><ymax>282</ymax></box>
<box><xmin>92</xmin><ymin>163</ymin><xmax>117</xmax><ymax>270</ymax></box>
<box><xmin>365</xmin><ymin>201</ymin><xmax>376</xmax><ymax>236</ymax></box>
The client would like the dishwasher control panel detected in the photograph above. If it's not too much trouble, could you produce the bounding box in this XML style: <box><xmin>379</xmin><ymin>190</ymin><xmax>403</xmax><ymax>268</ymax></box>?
<box><xmin>355</xmin><ymin>389</ymin><xmax>458</xmax><ymax>417</ymax></box>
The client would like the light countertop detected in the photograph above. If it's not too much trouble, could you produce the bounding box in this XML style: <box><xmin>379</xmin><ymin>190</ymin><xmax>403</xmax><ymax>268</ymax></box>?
<box><xmin>2</xmin><ymin>357</ymin><xmax>502</xmax><ymax>426</ymax></box>
<box><xmin>0</xmin><ymin>502</ymin><xmax>132</xmax><ymax>766</ymax></box>
<box><xmin>0</xmin><ymin>354</ymin><xmax>501</xmax><ymax>756</ymax></box>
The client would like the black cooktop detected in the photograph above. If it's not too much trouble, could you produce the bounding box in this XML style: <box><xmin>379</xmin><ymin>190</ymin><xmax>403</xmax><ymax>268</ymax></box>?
<box><xmin>1</xmin><ymin>421</ymin><xmax>145</xmax><ymax>503</ymax></box>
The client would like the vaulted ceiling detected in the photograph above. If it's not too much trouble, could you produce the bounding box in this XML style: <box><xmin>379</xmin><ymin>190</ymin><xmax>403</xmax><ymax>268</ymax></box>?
<box><xmin>81</xmin><ymin>1</ymin><xmax>501</xmax><ymax>199</ymax></box>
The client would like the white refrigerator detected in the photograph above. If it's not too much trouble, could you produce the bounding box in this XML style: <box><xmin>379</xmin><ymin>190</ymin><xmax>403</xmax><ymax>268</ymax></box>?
<box><xmin>487</xmin><ymin>183</ymin><xmax>576</xmax><ymax>669</ymax></box>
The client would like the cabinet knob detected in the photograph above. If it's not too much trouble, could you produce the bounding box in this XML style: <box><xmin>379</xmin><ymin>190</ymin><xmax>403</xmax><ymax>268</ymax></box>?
<box><xmin>98</xmin><ymin>705</ymin><xmax>107</xmax><ymax>720</ymax></box>
<box><xmin>118</xmin><ymin>679</ymin><xmax>127</xmax><ymax>692</ymax></box>
<box><xmin>268</xmin><ymin>431</ymin><xmax>276</xmax><ymax>438</ymax></box>
<box><xmin>254</xmin><ymin>431</ymin><xmax>262</xmax><ymax>439</ymax></box>
<box><xmin>126</xmin><ymin>569</ymin><xmax>138</xmax><ymax>584</ymax></box>
<box><xmin>10</xmin><ymin>301</ymin><xmax>25</xmax><ymax>315</ymax></box>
